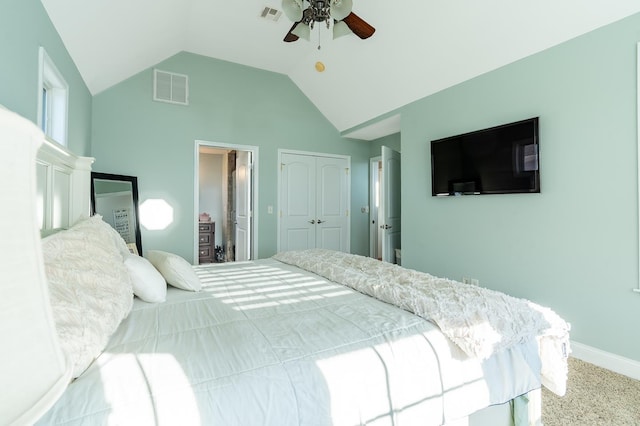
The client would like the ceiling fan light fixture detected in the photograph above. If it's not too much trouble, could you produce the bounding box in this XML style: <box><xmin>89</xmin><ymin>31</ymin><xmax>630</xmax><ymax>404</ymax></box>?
<box><xmin>282</xmin><ymin>0</ymin><xmax>304</xmax><ymax>22</ymax></box>
<box><xmin>282</xmin><ymin>0</ymin><xmax>374</xmax><ymax>44</ymax></box>
<box><xmin>330</xmin><ymin>0</ymin><xmax>352</xmax><ymax>21</ymax></box>
<box><xmin>315</xmin><ymin>61</ymin><xmax>326</xmax><ymax>72</ymax></box>
<box><xmin>332</xmin><ymin>20</ymin><xmax>352</xmax><ymax>39</ymax></box>
<box><xmin>291</xmin><ymin>22</ymin><xmax>311</xmax><ymax>41</ymax></box>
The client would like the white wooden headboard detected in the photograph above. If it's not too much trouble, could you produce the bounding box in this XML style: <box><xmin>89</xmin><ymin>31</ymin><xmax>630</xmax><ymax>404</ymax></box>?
<box><xmin>36</xmin><ymin>139</ymin><xmax>94</xmax><ymax>233</ymax></box>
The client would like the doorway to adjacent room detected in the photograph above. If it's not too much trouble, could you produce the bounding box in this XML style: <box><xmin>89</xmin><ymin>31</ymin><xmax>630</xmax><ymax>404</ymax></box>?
<box><xmin>369</xmin><ymin>146</ymin><xmax>401</xmax><ymax>264</ymax></box>
<box><xmin>194</xmin><ymin>140</ymin><xmax>258</xmax><ymax>264</ymax></box>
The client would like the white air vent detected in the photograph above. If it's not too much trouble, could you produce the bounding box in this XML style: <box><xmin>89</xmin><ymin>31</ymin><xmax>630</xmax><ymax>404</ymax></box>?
<box><xmin>260</xmin><ymin>7</ymin><xmax>282</xmax><ymax>21</ymax></box>
<box><xmin>153</xmin><ymin>69</ymin><xmax>189</xmax><ymax>105</ymax></box>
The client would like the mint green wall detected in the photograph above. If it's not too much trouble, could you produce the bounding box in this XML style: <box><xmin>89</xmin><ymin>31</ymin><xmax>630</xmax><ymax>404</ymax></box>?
<box><xmin>91</xmin><ymin>52</ymin><xmax>370</xmax><ymax>261</ymax></box>
<box><xmin>400</xmin><ymin>13</ymin><xmax>640</xmax><ymax>361</ymax></box>
<box><xmin>9</xmin><ymin>0</ymin><xmax>636</xmax><ymax>362</ymax></box>
<box><xmin>0</xmin><ymin>0</ymin><xmax>92</xmax><ymax>156</ymax></box>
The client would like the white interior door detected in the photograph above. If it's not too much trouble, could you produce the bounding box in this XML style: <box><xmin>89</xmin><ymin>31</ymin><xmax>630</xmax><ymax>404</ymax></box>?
<box><xmin>316</xmin><ymin>156</ymin><xmax>349</xmax><ymax>252</ymax></box>
<box><xmin>279</xmin><ymin>152</ymin><xmax>350</xmax><ymax>253</ymax></box>
<box><xmin>235</xmin><ymin>151</ymin><xmax>252</xmax><ymax>261</ymax></box>
<box><xmin>280</xmin><ymin>153</ymin><xmax>316</xmax><ymax>251</ymax></box>
<box><xmin>381</xmin><ymin>146</ymin><xmax>401</xmax><ymax>263</ymax></box>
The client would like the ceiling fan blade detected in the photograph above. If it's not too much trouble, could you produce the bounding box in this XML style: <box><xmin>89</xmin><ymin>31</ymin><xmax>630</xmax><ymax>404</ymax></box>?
<box><xmin>342</xmin><ymin>12</ymin><xmax>375</xmax><ymax>39</ymax></box>
<box><xmin>284</xmin><ymin>22</ymin><xmax>300</xmax><ymax>42</ymax></box>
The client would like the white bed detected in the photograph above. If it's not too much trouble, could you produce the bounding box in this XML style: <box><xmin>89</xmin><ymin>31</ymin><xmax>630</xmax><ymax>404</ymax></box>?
<box><xmin>1</xmin><ymin>104</ymin><xmax>568</xmax><ymax>425</ymax></box>
<box><xmin>38</xmin><ymin>257</ymin><xmax>549</xmax><ymax>425</ymax></box>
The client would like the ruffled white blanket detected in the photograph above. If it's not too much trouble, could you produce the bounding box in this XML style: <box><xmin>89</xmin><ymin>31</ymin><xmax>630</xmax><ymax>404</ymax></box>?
<box><xmin>273</xmin><ymin>249</ymin><xmax>571</xmax><ymax>396</ymax></box>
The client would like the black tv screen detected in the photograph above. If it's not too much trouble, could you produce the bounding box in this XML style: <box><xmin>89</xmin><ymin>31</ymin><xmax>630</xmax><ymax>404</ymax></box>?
<box><xmin>430</xmin><ymin>117</ymin><xmax>540</xmax><ymax>196</ymax></box>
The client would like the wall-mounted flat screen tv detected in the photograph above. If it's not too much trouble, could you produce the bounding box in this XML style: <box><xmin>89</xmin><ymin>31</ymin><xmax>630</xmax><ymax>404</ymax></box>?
<box><xmin>431</xmin><ymin>117</ymin><xmax>540</xmax><ymax>196</ymax></box>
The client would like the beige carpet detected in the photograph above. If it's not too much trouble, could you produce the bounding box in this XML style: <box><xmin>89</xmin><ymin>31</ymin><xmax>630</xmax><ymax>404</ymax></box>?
<box><xmin>542</xmin><ymin>357</ymin><xmax>640</xmax><ymax>425</ymax></box>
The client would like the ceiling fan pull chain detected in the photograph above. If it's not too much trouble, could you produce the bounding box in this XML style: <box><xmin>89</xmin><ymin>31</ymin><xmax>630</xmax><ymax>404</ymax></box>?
<box><xmin>317</xmin><ymin>24</ymin><xmax>321</xmax><ymax>50</ymax></box>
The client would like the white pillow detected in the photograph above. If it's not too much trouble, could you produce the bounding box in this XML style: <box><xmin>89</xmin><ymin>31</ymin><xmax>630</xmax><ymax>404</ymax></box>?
<box><xmin>101</xmin><ymin>216</ymin><xmax>133</xmax><ymax>259</ymax></box>
<box><xmin>42</xmin><ymin>215</ymin><xmax>133</xmax><ymax>378</ymax></box>
<box><xmin>67</xmin><ymin>214</ymin><xmax>131</xmax><ymax>258</ymax></box>
<box><xmin>124</xmin><ymin>254</ymin><xmax>167</xmax><ymax>303</ymax></box>
<box><xmin>146</xmin><ymin>250</ymin><xmax>202</xmax><ymax>291</ymax></box>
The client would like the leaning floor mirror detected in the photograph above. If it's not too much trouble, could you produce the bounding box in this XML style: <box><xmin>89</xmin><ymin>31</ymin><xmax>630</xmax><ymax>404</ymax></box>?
<box><xmin>90</xmin><ymin>172</ymin><xmax>143</xmax><ymax>255</ymax></box>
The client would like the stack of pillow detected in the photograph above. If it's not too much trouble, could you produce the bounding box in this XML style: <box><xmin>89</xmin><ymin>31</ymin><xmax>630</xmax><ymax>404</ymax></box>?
<box><xmin>126</xmin><ymin>245</ymin><xmax>202</xmax><ymax>303</ymax></box>
<box><xmin>41</xmin><ymin>215</ymin><xmax>201</xmax><ymax>379</ymax></box>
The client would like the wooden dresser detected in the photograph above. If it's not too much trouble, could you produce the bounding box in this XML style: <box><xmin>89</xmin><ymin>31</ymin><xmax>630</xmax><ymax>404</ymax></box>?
<box><xmin>198</xmin><ymin>222</ymin><xmax>215</xmax><ymax>263</ymax></box>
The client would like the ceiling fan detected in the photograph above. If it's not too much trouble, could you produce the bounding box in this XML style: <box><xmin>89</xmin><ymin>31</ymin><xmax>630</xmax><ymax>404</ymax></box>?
<box><xmin>281</xmin><ymin>0</ymin><xmax>375</xmax><ymax>43</ymax></box>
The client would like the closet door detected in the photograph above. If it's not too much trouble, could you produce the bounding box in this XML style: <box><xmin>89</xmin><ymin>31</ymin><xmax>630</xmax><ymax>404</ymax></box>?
<box><xmin>280</xmin><ymin>153</ymin><xmax>317</xmax><ymax>251</ymax></box>
<box><xmin>279</xmin><ymin>152</ymin><xmax>349</xmax><ymax>252</ymax></box>
<box><xmin>316</xmin><ymin>156</ymin><xmax>349</xmax><ymax>252</ymax></box>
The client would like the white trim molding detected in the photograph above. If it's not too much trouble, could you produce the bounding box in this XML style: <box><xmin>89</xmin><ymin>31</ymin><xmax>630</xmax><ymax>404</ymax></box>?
<box><xmin>636</xmin><ymin>42</ymin><xmax>640</xmax><ymax>294</ymax></box>
<box><xmin>193</xmin><ymin>140</ymin><xmax>259</xmax><ymax>263</ymax></box>
<box><xmin>570</xmin><ymin>340</ymin><xmax>640</xmax><ymax>381</ymax></box>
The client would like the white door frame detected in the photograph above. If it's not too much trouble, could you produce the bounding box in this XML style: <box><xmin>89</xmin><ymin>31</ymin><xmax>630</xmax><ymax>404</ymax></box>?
<box><xmin>369</xmin><ymin>156</ymin><xmax>381</xmax><ymax>259</ymax></box>
<box><xmin>277</xmin><ymin>148</ymin><xmax>351</xmax><ymax>253</ymax></box>
<box><xmin>194</xmin><ymin>140</ymin><xmax>259</xmax><ymax>263</ymax></box>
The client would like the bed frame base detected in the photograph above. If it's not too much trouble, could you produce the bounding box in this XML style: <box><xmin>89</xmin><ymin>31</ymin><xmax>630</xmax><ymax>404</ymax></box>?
<box><xmin>445</xmin><ymin>388</ymin><xmax>542</xmax><ymax>426</ymax></box>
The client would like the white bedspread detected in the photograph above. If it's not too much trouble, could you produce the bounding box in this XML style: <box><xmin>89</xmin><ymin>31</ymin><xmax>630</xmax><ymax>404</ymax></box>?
<box><xmin>39</xmin><ymin>259</ymin><xmax>540</xmax><ymax>425</ymax></box>
<box><xmin>273</xmin><ymin>249</ymin><xmax>571</xmax><ymax>396</ymax></box>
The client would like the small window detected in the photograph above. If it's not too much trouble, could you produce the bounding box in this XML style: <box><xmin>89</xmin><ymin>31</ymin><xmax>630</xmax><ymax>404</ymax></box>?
<box><xmin>37</xmin><ymin>47</ymin><xmax>68</xmax><ymax>146</ymax></box>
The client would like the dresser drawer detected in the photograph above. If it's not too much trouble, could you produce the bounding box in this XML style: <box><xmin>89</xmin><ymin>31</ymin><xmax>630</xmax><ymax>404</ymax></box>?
<box><xmin>199</xmin><ymin>223</ymin><xmax>212</xmax><ymax>232</ymax></box>
<box><xmin>199</xmin><ymin>246</ymin><xmax>212</xmax><ymax>258</ymax></box>
<box><xmin>199</xmin><ymin>233</ymin><xmax>211</xmax><ymax>244</ymax></box>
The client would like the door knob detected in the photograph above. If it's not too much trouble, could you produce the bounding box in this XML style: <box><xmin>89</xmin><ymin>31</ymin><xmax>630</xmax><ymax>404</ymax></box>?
<box><xmin>380</xmin><ymin>224</ymin><xmax>392</xmax><ymax>229</ymax></box>
<box><xmin>317</xmin><ymin>219</ymin><xmax>325</xmax><ymax>224</ymax></box>
<box><xmin>309</xmin><ymin>219</ymin><xmax>316</xmax><ymax>224</ymax></box>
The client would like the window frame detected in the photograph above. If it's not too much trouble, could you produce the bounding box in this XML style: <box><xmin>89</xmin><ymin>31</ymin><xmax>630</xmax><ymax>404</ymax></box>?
<box><xmin>37</xmin><ymin>47</ymin><xmax>69</xmax><ymax>147</ymax></box>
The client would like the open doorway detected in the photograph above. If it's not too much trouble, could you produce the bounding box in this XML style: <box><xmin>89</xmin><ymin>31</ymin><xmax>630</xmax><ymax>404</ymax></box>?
<box><xmin>195</xmin><ymin>141</ymin><xmax>258</xmax><ymax>264</ymax></box>
<box><xmin>369</xmin><ymin>146</ymin><xmax>401</xmax><ymax>264</ymax></box>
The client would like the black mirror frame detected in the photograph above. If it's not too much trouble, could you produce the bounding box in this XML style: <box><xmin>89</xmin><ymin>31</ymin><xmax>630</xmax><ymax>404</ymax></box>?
<box><xmin>90</xmin><ymin>172</ymin><xmax>143</xmax><ymax>256</ymax></box>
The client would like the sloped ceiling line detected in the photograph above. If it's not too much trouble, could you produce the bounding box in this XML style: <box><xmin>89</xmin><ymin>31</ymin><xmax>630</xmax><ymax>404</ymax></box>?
<box><xmin>40</xmin><ymin>0</ymin><xmax>640</xmax><ymax>139</ymax></box>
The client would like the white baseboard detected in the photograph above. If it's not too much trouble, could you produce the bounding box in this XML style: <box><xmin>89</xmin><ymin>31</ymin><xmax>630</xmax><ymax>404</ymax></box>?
<box><xmin>570</xmin><ymin>340</ymin><xmax>640</xmax><ymax>381</ymax></box>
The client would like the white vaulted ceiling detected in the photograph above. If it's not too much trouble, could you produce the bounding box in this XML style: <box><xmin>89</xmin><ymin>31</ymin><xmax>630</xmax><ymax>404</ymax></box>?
<box><xmin>41</xmin><ymin>0</ymin><xmax>640</xmax><ymax>139</ymax></box>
